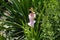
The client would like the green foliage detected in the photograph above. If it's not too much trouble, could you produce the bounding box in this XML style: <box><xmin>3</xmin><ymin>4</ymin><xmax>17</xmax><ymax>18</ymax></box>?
<box><xmin>0</xmin><ymin>36</ymin><xmax>6</xmax><ymax>40</ymax></box>
<box><xmin>0</xmin><ymin>0</ymin><xmax>60</xmax><ymax>40</ymax></box>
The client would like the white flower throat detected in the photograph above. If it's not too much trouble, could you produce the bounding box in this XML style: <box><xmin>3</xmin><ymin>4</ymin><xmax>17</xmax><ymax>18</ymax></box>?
<box><xmin>28</xmin><ymin>12</ymin><xmax>36</xmax><ymax>27</ymax></box>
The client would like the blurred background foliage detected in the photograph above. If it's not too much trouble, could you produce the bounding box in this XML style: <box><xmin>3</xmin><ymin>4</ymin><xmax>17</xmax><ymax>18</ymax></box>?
<box><xmin>0</xmin><ymin>0</ymin><xmax>60</xmax><ymax>40</ymax></box>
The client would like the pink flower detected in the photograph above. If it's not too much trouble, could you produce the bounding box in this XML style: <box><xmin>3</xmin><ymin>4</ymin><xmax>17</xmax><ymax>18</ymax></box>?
<box><xmin>28</xmin><ymin>12</ymin><xmax>36</xmax><ymax>27</ymax></box>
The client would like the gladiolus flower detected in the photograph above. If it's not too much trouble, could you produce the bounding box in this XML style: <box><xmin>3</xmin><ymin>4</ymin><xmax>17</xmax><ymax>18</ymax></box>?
<box><xmin>28</xmin><ymin>12</ymin><xmax>36</xmax><ymax>27</ymax></box>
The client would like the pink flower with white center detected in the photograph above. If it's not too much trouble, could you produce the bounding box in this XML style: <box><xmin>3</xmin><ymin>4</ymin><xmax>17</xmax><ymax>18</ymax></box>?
<box><xmin>28</xmin><ymin>12</ymin><xmax>36</xmax><ymax>27</ymax></box>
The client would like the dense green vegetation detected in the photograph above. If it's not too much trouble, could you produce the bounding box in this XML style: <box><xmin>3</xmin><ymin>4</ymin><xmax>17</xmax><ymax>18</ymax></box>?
<box><xmin>0</xmin><ymin>0</ymin><xmax>60</xmax><ymax>40</ymax></box>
